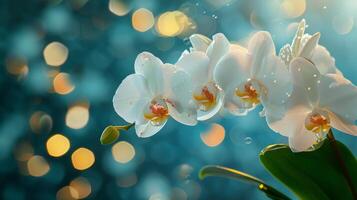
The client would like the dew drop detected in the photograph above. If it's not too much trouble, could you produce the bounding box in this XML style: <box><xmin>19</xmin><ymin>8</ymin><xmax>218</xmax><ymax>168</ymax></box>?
<box><xmin>313</xmin><ymin>74</ymin><xmax>317</xmax><ymax>78</ymax></box>
<box><xmin>273</xmin><ymin>80</ymin><xmax>277</xmax><ymax>84</ymax></box>
<box><xmin>203</xmin><ymin>11</ymin><xmax>207</xmax><ymax>14</ymax></box>
<box><xmin>323</xmin><ymin>5</ymin><xmax>327</xmax><ymax>9</ymax></box>
<box><xmin>298</xmin><ymin>67</ymin><xmax>302</xmax><ymax>72</ymax></box>
<box><xmin>195</xmin><ymin>2</ymin><xmax>199</xmax><ymax>6</ymax></box>
<box><xmin>244</xmin><ymin>137</ymin><xmax>252</xmax><ymax>144</ymax></box>
<box><xmin>307</xmin><ymin>87</ymin><xmax>311</xmax><ymax>91</ymax></box>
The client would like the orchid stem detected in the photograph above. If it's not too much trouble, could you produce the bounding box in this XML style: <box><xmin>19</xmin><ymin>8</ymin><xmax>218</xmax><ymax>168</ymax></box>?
<box><xmin>113</xmin><ymin>123</ymin><xmax>134</xmax><ymax>131</ymax></box>
<box><xmin>327</xmin><ymin>130</ymin><xmax>357</xmax><ymax>199</ymax></box>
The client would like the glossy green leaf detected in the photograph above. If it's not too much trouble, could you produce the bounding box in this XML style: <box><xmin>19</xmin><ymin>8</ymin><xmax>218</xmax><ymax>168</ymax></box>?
<box><xmin>260</xmin><ymin>139</ymin><xmax>357</xmax><ymax>200</ymax></box>
<box><xmin>199</xmin><ymin>165</ymin><xmax>291</xmax><ymax>200</ymax></box>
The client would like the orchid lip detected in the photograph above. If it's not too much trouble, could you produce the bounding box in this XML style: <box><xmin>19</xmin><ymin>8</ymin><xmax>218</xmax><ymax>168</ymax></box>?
<box><xmin>193</xmin><ymin>82</ymin><xmax>219</xmax><ymax>112</ymax></box>
<box><xmin>144</xmin><ymin>98</ymin><xmax>169</xmax><ymax>126</ymax></box>
<box><xmin>304</xmin><ymin>109</ymin><xmax>331</xmax><ymax>136</ymax></box>
<box><xmin>234</xmin><ymin>79</ymin><xmax>266</xmax><ymax>108</ymax></box>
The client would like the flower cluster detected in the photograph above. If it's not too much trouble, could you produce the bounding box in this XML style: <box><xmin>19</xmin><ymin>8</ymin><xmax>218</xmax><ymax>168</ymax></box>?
<box><xmin>113</xmin><ymin>20</ymin><xmax>357</xmax><ymax>152</ymax></box>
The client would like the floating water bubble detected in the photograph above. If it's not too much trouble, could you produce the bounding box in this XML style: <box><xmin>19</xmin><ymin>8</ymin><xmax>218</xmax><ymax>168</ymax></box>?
<box><xmin>244</xmin><ymin>137</ymin><xmax>252</xmax><ymax>144</ymax></box>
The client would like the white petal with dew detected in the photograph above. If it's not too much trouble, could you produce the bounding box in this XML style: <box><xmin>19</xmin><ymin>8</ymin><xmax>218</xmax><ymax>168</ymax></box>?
<box><xmin>247</xmin><ymin>31</ymin><xmax>276</xmax><ymax>77</ymax></box>
<box><xmin>135</xmin><ymin>121</ymin><xmax>166</xmax><ymax>138</ymax></box>
<box><xmin>134</xmin><ymin>52</ymin><xmax>165</xmax><ymax>96</ymax></box>
<box><xmin>290</xmin><ymin>57</ymin><xmax>320</xmax><ymax>107</ymax></box>
<box><xmin>206</xmin><ymin>33</ymin><xmax>230</xmax><ymax>76</ymax></box>
<box><xmin>197</xmin><ymin>91</ymin><xmax>224</xmax><ymax>121</ymax></box>
<box><xmin>288</xmin><ymin>126</ymin><xmax>317</xmax><ymax>152</ymax></box>
<box><xmin>113</xmin><ymin>74</ymin><xmax>151</xmax><ymax>123</ymax></box>
<box><xmin>189</xmin><ymin>34</ymin><xmax>212</xmax><ymax>52</ymax></box>
<box><xmin>214</xmin><ymin>49</ymin><xmax>250</xmax><ymax>91</ymax></box>
<box><xmin>175</xmin><ymin>51</ymin><xmax>210</xmax><ymax>87</ymax></box>
<box><xmin>166</xmin><ymin>70</ymin><xmax>198</xmax><ymax>126</ymax></box>
<box><xmin>291</xmin><ymin>19</ymin><xmax>306</xmax><ymax>57</ymax></box>
<box><xmin>311</xmin><ymin>45</ymin><xmax>339</xmax><ymax>75</ymax></box>
<box><xmin>299</xmin><ymin>32</ymin><xmax>320</xmax><ymax>60</ymax></box>
<box><xmin>318</xmin><ymin>74</ymin><xmax>357</xmax><ymax>135</ymax></box>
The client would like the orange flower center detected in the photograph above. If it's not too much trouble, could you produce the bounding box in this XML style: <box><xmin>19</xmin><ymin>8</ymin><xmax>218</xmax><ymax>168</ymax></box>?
<box><xmin>305</xmin><ymin>112</ymin><xmax>331</xmax><ymax>134</ymax></box>
<box><xmin>144</xmin><ymin>100</ymin><xmax>169</xmax><ymax>126</ymax></box>
<box><xmin>235</xmin><ymin>82</ymin><xmax>260</xmax><ymax>105</ymax></box>
<box><xmin>193</xmin><ymin>84</ymin><xmax>217</xmax><ymax>111</ymax></box>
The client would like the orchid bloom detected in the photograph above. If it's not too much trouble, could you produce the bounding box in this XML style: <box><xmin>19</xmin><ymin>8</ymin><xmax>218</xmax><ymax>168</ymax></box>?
<box><xmin>279</xmin><ymin>19</ymin><xmax>341</xmax><ymax>75</ymax></box>
<box><xmin>175</xmin><ymin>33</ymin><xmax>232</xmax><ymax>120</ymax></box>
<box><xmin>214</xmin><ymin>31</ymin><xmax>292</xmax><ymax>121</ymax></box>
<box><xmin>270</xmin><ymin>57</ymin><xmax>357</xmax><ymax>152</ymax></box>
<box><xmin>113</xmin><ymin>52</ymin><xmax>197</xmax><ymax>137</ymax></box>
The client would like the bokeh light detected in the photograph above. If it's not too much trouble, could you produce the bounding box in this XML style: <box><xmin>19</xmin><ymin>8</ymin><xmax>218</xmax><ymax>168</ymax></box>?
<box><xmin>71</xmin><ymin>147</ymin><xmax>95</xmax><ymax>170</ymax></box>
<box><xmin>29</xmin><ymin>111</ymin><xmax>53</xmax><ymax>134</ymax></box>
<box><xmin>5</xmin><ymin>57</ymin><xmax>29</xmax><ymax>77</ymax></box>
<box><xmin>46</xmin><ymin>134</ymin><xmax>71</xmax><ymax>157</ymax></box>
<box><xmin>27</xmin><ymin>155</ymin><xmax>50</xmax><ymax>177</ymax></box>
<box><xmin>109</xmin><ymin>0</ymin><xmax>130</xmax><ymax>16</ymax></box>
<box><xmin>281</xmin><ymin>0</ymin><xmax>306</xmax><ymax>18</ymax></box>
<box><xmin>53</xmin><ymin>72</ymin><xmax>75</xmax><ymax>95</ymax></box>
<box><xmin>69</xmin><ymin>177</ymin><xmax>92</xmax><ymax>199</ymax></box>
<box><xmin>65</xmin><ymin>104</ymin><xmax>89</xmax><ymax>129</ymax></box>
<box><xmin>156</xmin><ymin>11</ymin><xmax>194</xmax><ymax>37</ymax></box>
<box><xmin>200</xmin><ymin>123</ymin><xmax>225</xmax><ymax>147</ymax></box>
<box><xmin>112</xmin><ymin>141</ymin><xmax>135</xmax><ymax>163</ymax></box>
<box><xmin>43</xmin><ymin>41</ymin><xmax>69</xmax><ymax>67</ymax></box>
<box><xmin>132</xmin><ymin>8</ymin><xmax>155</xmax><ymax>32</ymax></box>
<box><xmin>56</xmin><ymin>186</ymin><xmax>79</xmax><ymax>200</ymax></box>
<box><xmin>14</xmin><ymin>142</ymin><xmax>34</xmax><ymax>162</ymax></box>
<box><xmin>332</xmin><ymin>15</ymin><xmax>354</xmax><ymax>35</ymax></box>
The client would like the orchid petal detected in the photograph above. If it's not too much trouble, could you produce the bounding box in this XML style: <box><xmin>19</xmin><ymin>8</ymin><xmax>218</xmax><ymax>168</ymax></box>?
<box><xmin>166</xmin><ymin>70</ymin><xmax>198</xmax><ymax>126</ymax></box>
<box><xmin>189</xmin><ymin>34</ymin><xmax>212</xmax><ymax>52</ymax></box>
<box><xmin>311</xmin><ymin>45</ymin><xmax>339</xmax><ymax>75</ymax></box>
<box><xmin>318</xmin><ymin>74</ymin><xmax>357</xmax><ymax>135</ymax></box>
<box><xmin>289</xmin><ymin>127</ymin><xmax>317</xmax><ymax>152</ymax></box>
<box><xmin>175</xmin><ymin>51</ymin><xmax>210</xmax><ymax>87</ymax></box>
<box><xmin>206</xmin><ymin>33</ymin><xmax>230</xmax><ymax>74</ymax></box>
<box><xmin>290</xmin><ymin>57</ymin><xmax>320</xmax><ymax>107</ymax></box>
<box><xmin>299</xmin><ymin>32</ymin><xmax>320</xmax><ymax>59</ymax></box>
<box><xmin>134</xmin><ymin>52</ymin><xmax>165</xmax><ymax>96</ymax></box>
<box><xmin>258</xmin><ymin>55</ymin><xmax>292</xmax><ymax>121</ymax></box>
<box><xmin>135</xmin><ymin>121</ymin><xmax>166</xmax><ymax>138</ymax></box>
<box><xmin>113</xmin><ymin>74</ymin><xmax>151</xmax><ymax>123</ymax></box>
<box><xmin>214</xmin><ymin>49</ymin><xmax>250</xmax><ymax>91</ymax></box>
<box><xmin>197</xmin><ymin>91</ymin><xmax>224</xmax><ymax>121</ymax></box>
<box><xmin>248</xmin><ymin>31</ymin><xmax>276</xmax><ymax>77</ymax></box>
<box><xmin>291</xmin><ymin>19</ymin><xmax>306</xmax><ymax>57</ymax></box>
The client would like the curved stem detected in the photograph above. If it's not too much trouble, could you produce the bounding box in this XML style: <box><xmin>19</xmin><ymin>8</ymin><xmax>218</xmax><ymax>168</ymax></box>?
<box><xmin>113</xmin><ymin>123</ymin><xmax>134</xmax><ymax>131</ymax></box>
<box><xmin>327</xmin><ymin>130</ymin><xmax>357</xmax><ymax>199</ymax></box>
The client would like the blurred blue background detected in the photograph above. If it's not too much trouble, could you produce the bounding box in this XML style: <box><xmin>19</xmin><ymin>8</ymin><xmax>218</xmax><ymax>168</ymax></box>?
<box><xmin>1</xmin><ymin>0</ymin><xmax>356</xmax><ymax>199</ymax></box>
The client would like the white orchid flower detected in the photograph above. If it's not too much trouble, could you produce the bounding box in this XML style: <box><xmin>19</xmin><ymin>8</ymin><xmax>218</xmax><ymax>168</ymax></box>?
<box><xmin>214</xmin><ymin>31</ymin><xmax>292</xmax><ymax>122</ymax></box>
<box><xmin>175</xmin><ymin>33</ymin><xmax>232</xmax><ymax>120</ymax></box>
<box><xmin>270</xmin><ymin>57</ymin><xmax>357</xmax><ymax>152</ymax></box>
<box><xmin>279</xmin><ymin>19</ymin><xmax>341</xmax><ymax>75</ymax></box>
<box><xmin>113</xmin><ymin>52</ymin><xmax>197</xmax><ymax>137</ymax></box>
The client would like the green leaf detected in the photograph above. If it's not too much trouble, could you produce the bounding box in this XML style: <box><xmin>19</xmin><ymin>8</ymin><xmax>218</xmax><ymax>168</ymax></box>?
<box><xmin>100</xmin><ymin>126</ymin><xmax>120</xmax><ymax>145</ymax></box>
<box><xmin>260</xmin><ymin>139</ymin><xmax>357</xmax><ymax>200</ymax></box>
<box><xmin>199</xmin><ymin>165</ymin><xmax>291</xmax><ymax>200</ymax></box>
